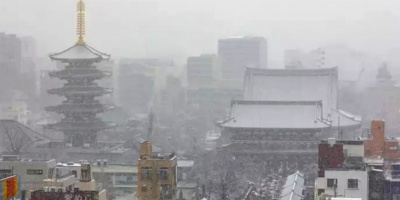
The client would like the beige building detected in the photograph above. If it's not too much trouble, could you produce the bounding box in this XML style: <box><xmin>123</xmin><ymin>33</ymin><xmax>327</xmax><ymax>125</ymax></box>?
<box><xmin>137</xmin><ymin>141</ymin><xmax>177</xmax><ymax>200</ymax></box>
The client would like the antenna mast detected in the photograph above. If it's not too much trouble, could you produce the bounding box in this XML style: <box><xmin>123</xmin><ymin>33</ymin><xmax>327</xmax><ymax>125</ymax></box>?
<box><xmin>76</xmin><ymin>0</ymin><xmax>86</xmax><ymax>45</ymax></box>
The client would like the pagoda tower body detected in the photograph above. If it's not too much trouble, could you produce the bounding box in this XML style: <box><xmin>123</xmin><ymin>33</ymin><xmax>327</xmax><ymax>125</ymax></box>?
<box><xmin>46</xmin><ymin>0</ymin><xmax>114</xmax><ymax>147</ymax></box>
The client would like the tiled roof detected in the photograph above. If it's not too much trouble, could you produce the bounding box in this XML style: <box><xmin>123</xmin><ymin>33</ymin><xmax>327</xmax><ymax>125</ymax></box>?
<box><xmin>49</xmin><ymin>44</ymin><xmax>110</xmax><ymax>62</ymax></box>
<box><xmin>220</xmin><ymin>100</ymin><xmax>361</xmax><ymax>129</ymax></box>
<box><xmin>243</xmin><ymin>67</ymin><xmax>338</xmax><ymax>119</ymax></box>
<box><xmin>280</xmin><ymin>171</ymin><xmax>305</xmax><ymax>200</ymax></box>
<box><xmin>0</xmin><ymin>120</ymin><xmax>49</xmax><ymax>146</ymax></box>
<box><xmin>220</xmin><ymin>101</ymin><xmax>329</xmax><ymax>129</ymax></box>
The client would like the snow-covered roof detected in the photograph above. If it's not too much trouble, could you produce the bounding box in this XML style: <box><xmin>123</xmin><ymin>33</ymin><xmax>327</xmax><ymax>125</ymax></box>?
<box><xmin>0</xmin><ymin>120</ymin><xmax>50</xmax><ymax>146</ymax></box>
<box><xmin>49</xmin><ymin>43</ymin><xmax>110</xmax><ymax>62</ymax></box>
<box><xmin>243</xmin><ymin>67</ymin><xmax>338</xmax><ymax>119</ymax></box>
<box><xmin>221</xmin><ymin>101</ymin><xmax>328</xmax><ymax>129</ymax></box>
<box><xmin>220</xmin><ymin>101</ymin><xmax>360</xmax><ymax>129</ymax></box>
<box><xmin>177</xmin><ymin>160</ymin><xmax>195</xmax><ymax>168</ymax></box>
<box><xmin>280</xmin><ymin>171</ymin><xmax>304</xmax><ymax>200</ymax></box>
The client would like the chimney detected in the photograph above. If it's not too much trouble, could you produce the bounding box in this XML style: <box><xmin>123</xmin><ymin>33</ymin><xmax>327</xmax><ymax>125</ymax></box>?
<box><xmin>140</xmin><ymin>141</ymin><xmax>152</xmax><ymax>159</ymax></box>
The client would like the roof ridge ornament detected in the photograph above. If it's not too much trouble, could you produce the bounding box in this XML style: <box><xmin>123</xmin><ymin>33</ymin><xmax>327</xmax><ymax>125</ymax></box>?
<box><xmin>76</xmin><ymin>0</ymin><xmax>86</xmax><ymax>45</ymax></box>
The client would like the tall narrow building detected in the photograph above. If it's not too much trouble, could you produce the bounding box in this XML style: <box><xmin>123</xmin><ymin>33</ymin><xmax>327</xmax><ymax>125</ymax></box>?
<box><xmin>46</xmin><ymin>0</ymin><xmax>114</xmax><ymax>147</ymax></box>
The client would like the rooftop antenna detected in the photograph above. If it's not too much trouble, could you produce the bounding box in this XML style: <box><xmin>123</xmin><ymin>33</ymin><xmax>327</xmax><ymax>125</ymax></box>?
<box><xmin>76</xmin><ymin>0</ymin><xmax>86</xmax><ymax>45</ymax></box>
<box><xmin>148</xmin><ymin>110</ymin><xmax>154</xmax><ymax>141</ymax></box>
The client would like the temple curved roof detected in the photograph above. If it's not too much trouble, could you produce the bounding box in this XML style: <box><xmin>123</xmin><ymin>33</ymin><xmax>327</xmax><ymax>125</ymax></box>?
<box><xmin>49</xmin><ymin>43</ymin><xmax>110</xmax><ymax>62</ymax></box>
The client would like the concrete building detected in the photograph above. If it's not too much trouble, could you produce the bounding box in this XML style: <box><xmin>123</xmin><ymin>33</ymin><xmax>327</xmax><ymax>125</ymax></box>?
<box><xmin>186</xmin><ymin>54</ymin><xmax>221</xmax><ymax>90</ymax></box>
<box><xmin>364</xmin><ymin>120</ymin><xmax>400</xmax><ymax>161</ymax></box>
<box><xmin>0</xmin><ymin>32</ymin><xmax>21</xmax><ymax>103</ymax></box>
<box><xmin>137</xmin><ymin>141</ymin><xmax>177</xmax><ymax>200</ymax></box>
<box><xmin>0</xmin><ymin>155</ymin><xmax>56</xmax><ymax>197</ymax></box>
<box><xmin>118</xmin><ymin>58</ymin><xmax>176</xmax><ymax>112</ymax></box>
<box><xmin>0</xmin><ymin>101</ymin><xmax>30</xmax><ymax>125</ymax></box>
<box><xmin>92</xmin><ymin>164</ymin><xmax>138</xmax><ymax>198</ymax></box>
<box><xmin>30</xmin><ymin>161</ymin><xmax>107</xmax><ymax>200</ymax></box>
<box><xmin>218</xmin><ymin>36</ymin><xmax>267</xmax><ymax>81</ymax></box>
<box><xmin>315</xmin><ymin>138</ymin><xmax>368</xmax><ymax>200</ymax></box>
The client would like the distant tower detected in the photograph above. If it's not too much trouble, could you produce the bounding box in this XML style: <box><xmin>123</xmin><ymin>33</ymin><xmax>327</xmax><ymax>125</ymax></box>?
<box><xmin>46</xmin><ymin>0</ymin><xmax>114</xmax><ymax>147</ymax></box>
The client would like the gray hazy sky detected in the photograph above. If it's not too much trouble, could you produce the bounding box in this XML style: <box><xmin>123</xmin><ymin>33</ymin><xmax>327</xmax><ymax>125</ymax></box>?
<box><xmin>1</xmin><ymin>0</ymin><xmax>400</xmax><ymax>63</ymax></box>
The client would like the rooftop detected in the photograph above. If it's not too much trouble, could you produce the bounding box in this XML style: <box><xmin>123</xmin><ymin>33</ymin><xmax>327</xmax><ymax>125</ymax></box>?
<box><xmin>320</xmin><ymin>140</ymin><xmax>364</xmax><ymax>145</ymax></box>
<box><xmin>243</xmin><ymin>67</ymin><xmax>342</xmax><ymax>121</ymax></box>
<box><xmin>219</xmin><ymin>100</ymin><xmax>360</xmax><ymax>129</ymax></box>
<box><xmin>49</xmin><ymin>43</ymin><xmax>110</xmax><ymax>62</ymax></box>
<box><xmin>280</xmin><ymin>171</ymin><xmax>305</xmax><ymax>200</ymax></box>
<box><xmin>92</xmin><ymin>164</ymin><xmax>137</xmax><ymax>174</ymax></box>
<box><xmin>177</xmin><ymin>160</ymin><xmax>194</xmax><ymax>168</ymax></box>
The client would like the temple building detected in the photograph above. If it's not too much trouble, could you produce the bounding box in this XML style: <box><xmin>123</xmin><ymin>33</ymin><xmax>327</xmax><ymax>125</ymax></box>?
<box><xmin>219</xmin><ymin>67</ymin><xmax>361</xmax><ymax>146</ymax></box>
<box><xmin>45</xmin><ymin>0</ymin><xmax>114</xmax><ymax>147</ymax></box>
<box><xmin>217</xmin><ymin>67</ymin><xmax>361</xmax><ymax>189</ymax></box>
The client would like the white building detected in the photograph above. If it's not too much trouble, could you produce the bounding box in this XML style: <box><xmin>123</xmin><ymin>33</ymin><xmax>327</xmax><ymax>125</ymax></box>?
<box><xmin>315</xmin><ymin>170</ymin><xmax>368</xmax><ymax>200</ymax></box>
<box><xmin>0</xmin><ymin>101</ymin><xmax>30</xmax><ymax>125</ymax></box>
<box><xmin>0</xmin><ymin>155</ymin><xmax>56</xmax><ymax>197</ymax></box>
<box><xmin>315</xmin><ymin>138</ymin><xmax>368</xmax><ymax>200</ymax></box>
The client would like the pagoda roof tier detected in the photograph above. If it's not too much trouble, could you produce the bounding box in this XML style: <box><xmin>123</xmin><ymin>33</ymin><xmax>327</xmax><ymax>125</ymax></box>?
<box><xmin>48</xmin><ymin>86</ymin><xmax>112</xmax><ymax>97</ymax></box>
<box><xmin>49</xmin><ymin>43</ymin><xmax>110</xmax><ymax>62</ymax></box>
<box><xmin>45</xmin><ymin>103</ymin><xmax>115</xmax><ymax>114</ymax></box>
<box><xmin>49</xmin><ymin>68</ymin><xmax>111</xmax><ymax>80</ymax></box>
<box><xmin>46</xmin><ymin>120</ymin><xmax>116</xmax><ymax>132</ymax></box>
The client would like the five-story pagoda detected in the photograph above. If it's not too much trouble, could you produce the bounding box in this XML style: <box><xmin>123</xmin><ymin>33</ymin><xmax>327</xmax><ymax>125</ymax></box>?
<box><xmin>46</xmin><ymin>0</ymin><xmax>114</xmax><ymax>147</ymax></box>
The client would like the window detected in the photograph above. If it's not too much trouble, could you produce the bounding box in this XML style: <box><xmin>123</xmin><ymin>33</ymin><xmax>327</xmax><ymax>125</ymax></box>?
<box><xmin>141</xmin><ymin>167</ymin><xmax>152</xmax><ymax>180</ymax></box>
<box><xmin>158</xmin><ymin>168</ymin><xmax>168</xmax><ymax>180</ymax></box>
<box><xmin>27</xmin><ymin>169</ymin><xmax>43</xmax><ymax>175</ymax></box>
<box><xmin>0</xmin><ymin>169</ymin><xmax>12</xmax><ymax>174</ymax></box>
<box><xmin>141</xmin><ymin>185</ymin><xmax>147</xmax><ymax>192</ymax></box>
<box><xmin>348</xmin><ymin>179</ymin><xmax>358</xmax><ymax>189</ymax></box>
<box><xmin>327</xmin><ymin>179</ymin><xmax>337</xmax><ymax>188</ymax></box>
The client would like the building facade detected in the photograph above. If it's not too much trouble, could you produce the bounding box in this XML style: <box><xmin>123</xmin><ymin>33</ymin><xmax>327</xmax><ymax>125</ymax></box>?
<box><xmin>137</xmin><ymin>141</ymin><xmax>177</xmax><ymax>200</ymax></box>
<box><xmin>0</xmin><ymin>155</ymin><xmax>56</xmax><ymax>198</ymax></box>
<box><xmin>186</xmin><ymin>54</ymin><xmax>221</xmax><ymax>90</ymax></box>
<box><xmin>218</xmin><ymin>36</ymin><xmax>267</xmax><ymax>80</ymax></box>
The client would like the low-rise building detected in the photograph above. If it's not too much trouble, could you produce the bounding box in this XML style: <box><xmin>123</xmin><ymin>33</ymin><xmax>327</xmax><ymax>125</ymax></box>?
<box><xmin>137</xmin><ymin>141</ymin><xmax>177</xmax><ymax>200</ymax></box>
<box><xmin>0</xmin><ymin>155</ymin><xmax>56</xmax><ymax>196</ymax></box>
<box><xmin>315</xmin><ymin>138</ymin><xmax>368</xmax><ymax>200</ymax></box>
<box><xmin>30</xmin><ymin>161</ymin><xmax>107</xmax><ymax>200</ymax></box>
<box><xmin>92</xmin><ymin>163</ymin><xmax>138</xmax><ymax>197</ymax></box>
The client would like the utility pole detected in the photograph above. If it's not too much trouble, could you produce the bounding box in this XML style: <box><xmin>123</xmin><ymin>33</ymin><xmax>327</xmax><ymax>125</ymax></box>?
<box><xmin>221</xmin><ymin>176</ymin><xmax>227</xmax><ymax>200</ymax></box>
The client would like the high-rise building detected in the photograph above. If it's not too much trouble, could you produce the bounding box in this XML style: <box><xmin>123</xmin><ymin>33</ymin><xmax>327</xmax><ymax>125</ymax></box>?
<box><xmin>118</xmin><ymin>59</ymin><xmax>175</xmax><ymax>113</ymax></box>
<box><xmin>45</xmin><ymin>0</ymin><xmax>114</xmax><ymax>147</ymax></box>
<box><xmin>186</xmin><ymin>54</ymin><xmax>221</xmax><ymax>89</ymax></box>
<box><xmin>218</xmin><ymin>36</ymin><xmax>267</xmax><ymax>80</ymax></box>
<box><xmin>0</xmin><ymin>33</ymin><xmax>22</xmax><ymax>103</ymax></box>
<box><xmin>137</xmin><ymin>141</ymin><xmax>177</xmax><ymax>200</ymax></box>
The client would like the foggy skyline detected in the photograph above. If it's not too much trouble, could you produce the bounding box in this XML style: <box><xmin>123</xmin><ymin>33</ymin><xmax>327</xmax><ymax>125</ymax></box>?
<box><xmin>1</xmin><ymin>0</ymin><xmax>400</xmax><ymax>65</ymax></box>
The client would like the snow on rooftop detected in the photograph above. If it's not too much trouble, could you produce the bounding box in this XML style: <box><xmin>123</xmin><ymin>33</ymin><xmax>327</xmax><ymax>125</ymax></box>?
<box><xmin>243</xmin><ymin>67</ymin><xmax>338</xmax><ymax>120</ymax></box>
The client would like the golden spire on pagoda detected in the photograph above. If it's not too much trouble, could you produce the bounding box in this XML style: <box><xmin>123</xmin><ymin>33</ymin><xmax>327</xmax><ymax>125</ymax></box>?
<box><xmin>76</xmin><ymin>0</ymin><xmax>86</xmax><ymax>45</ymax></box>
